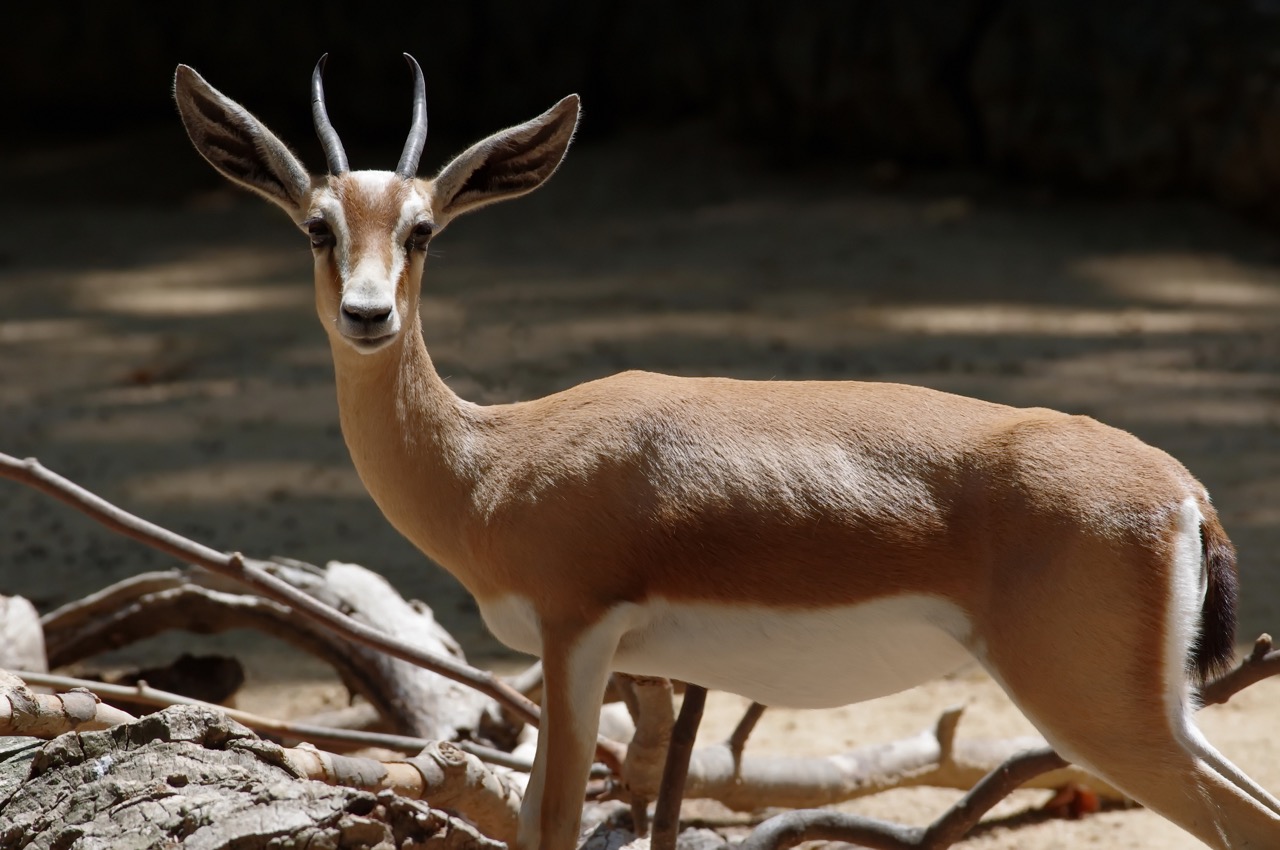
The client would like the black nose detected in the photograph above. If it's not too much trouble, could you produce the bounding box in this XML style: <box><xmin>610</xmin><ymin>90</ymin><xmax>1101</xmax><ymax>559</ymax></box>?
<box><xmin>341</xmin><ymin>302</ymin><xmax>393</xmax><ymax>325</ymax></box>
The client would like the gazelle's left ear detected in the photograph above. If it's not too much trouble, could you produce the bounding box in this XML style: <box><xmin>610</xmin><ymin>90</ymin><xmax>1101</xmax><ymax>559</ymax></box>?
<box><xmin>173</xmin><ymin>65</ymin><xmax>313</xmax><ymax>218</ymax></box>
<box><xmin>430</xmin><ymin>95</ymin><xmax>580</xmax><ymax>228</ymax></box>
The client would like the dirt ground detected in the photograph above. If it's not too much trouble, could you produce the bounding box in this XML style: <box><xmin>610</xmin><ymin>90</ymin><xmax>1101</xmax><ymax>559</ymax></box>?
<box><xmin>3</xmin><ymin>127</ymin><xmax>1280</xmax><ymax>848</ymax></box>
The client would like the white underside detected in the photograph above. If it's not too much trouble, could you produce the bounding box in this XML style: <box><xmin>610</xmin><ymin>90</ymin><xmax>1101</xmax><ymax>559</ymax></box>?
<box><xmin>480</xmin><ymin>593</ymin><xmax>974</xmax><ymax>708</ymax></box>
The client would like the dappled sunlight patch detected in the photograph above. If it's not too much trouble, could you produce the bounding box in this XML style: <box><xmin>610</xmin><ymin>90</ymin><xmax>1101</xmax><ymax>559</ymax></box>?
<box><xmin>1039</xmin><ymin>350</ymin><xmax>1280</xmax><ymax>392</ymax></box>
<box><xmin>82</xmin><ymin>378</ymin><xmax>242</xmax><ymax>408</ymax></box>
<box><xmin>859</xmin><ymin>303</ymin><xmax>1276</xmax><ymax>336</ymax></box>
<box><xmin>1076</xmin><ymin>253</ymin><xmax>1280</xmax><ymax>308</ymax></box>
<box><xmin>78</xmin><ymin>283</ymin><xmax>309</xmax><ymax>317</ymax></box>
<box><xmin>44</xmin><ymin>409</ymin><xmax>204</xmax><ymax>444</ymax></box>
<box><xmin>75</xmin><ymin>248</ymin><xmax>301</xmax><ymax>290</ymax></box>
<box><xmin>1101</xmin><ymin>396</ymin><xmax>1280</xmax><ymax>428</ymax></box>
<box><xmin>67</xmin><ymin>248</ymin><xmax>308</xmax><ymax>317</ymax></box>
<box><xmin>0</xmin><ymin>317</ymin><xmax>101</xmax><ymax>344</ymax></box>
<box><xmin>120</xmin><ymin>459</ymin><xmax>366</xmax><ymax>506</ymax></box>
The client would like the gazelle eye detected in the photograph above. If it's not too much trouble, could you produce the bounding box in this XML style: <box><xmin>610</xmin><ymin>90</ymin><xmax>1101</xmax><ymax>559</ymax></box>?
<box><xmin>303</xmin><ymin>217</ymin><xmax>334</xmax><ymax>249</ymax></box>
<box><xmin>405</xmin><ymin>221</ymin><xmax>434</xmax><ymax>252</ymax></box>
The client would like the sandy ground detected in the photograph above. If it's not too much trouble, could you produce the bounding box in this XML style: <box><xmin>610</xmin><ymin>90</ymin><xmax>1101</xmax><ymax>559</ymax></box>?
<box><xmin>2</xmin><ymin>128</ymin><xmax>1280</xmax><ymax>847</ymax></box>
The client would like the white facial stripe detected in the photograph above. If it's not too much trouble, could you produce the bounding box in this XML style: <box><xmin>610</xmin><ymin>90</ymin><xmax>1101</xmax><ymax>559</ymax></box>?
<box><xmin>396</xmin><ymin>193</ymin><xmax>425</xmax><ymax>239</ymax></box>
<box><xmin>381</xmin><ymin>194</ymin><xmax>427</xmax><ymax>299</ymax></box>
<box><xmin>317</xmin><ymin>176</ymin><xmax>430</xmax><ymax>307</ymax></box>
<box><xmin>313</xmin><ymin>195</ymin><xmax>351</xmax><ymax>279</ymax></box>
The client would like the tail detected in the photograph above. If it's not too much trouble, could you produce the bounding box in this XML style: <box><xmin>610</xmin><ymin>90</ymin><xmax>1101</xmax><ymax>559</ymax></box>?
<box><xmin>1192</xmin><ymin>506</ymin><xmax>1239</xmax><ymax>683</ymax></box>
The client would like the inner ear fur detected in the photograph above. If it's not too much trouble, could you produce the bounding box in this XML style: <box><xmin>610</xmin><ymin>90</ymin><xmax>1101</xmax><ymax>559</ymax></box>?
<box><xmin>431</xmin><ymin>94</ymin><xmax>580</xmax><ymax>225</ymax></box>
<box><xmin>174</xmin><ymin>65</ymin><xmax>312</xmax><ymax>217</ymax></box>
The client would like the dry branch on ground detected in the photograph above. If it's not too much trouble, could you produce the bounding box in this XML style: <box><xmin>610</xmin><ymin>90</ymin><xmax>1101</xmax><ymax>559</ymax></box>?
<box><xmin>0</xmin><ymin>705</ymin><xmax>508</xmax><ymax>850</ymax></box>
<box><xmin>40</xmin><ymin>560</ymin><xmax>500</xmax><ymax>743</ymax></box>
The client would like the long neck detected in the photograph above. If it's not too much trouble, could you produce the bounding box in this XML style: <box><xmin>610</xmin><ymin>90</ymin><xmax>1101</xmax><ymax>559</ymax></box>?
<box><xmin>329</xmin><ymin>313</ymin><xmax>482</xmax><ymax>572</ymax></box>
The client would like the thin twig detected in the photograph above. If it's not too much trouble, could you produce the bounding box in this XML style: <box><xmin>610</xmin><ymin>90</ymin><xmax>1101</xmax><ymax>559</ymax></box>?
<box><xmin>1199</xmin><ymin>633</ymin><xmax>1280</xmax><ymax>706</ymax></box>
<box><xmin>0</xmin><ymin>453</ymin><xmax>534</xmax><ymax>723</ymax></box>
<box><xmin>651</xmin><ymin>684</ymin><xmax>707</xmax><ymax>850</ymax></box>
<box><xmin>727</xmin><ymin>701</ymin><xmax>767</xmax><ymax>767</ymax></box>
<box><xmin>738</xmin><ymin>748</ymin><xmax>1068</xmax><ymax>850</ymax></box>
<box><xmin>739</xmin><ymin>809</ymin><xmax>922</xmax><ymax>850</ymax></box>
<box><xmin>918</xmin><ymin>747</ymin><xmax>1068</xmax><ymax>847</ymax></box>
<box><xmin>0</xmin><ymin>452</ymin><xmax>624</xmax><ymax>769</ymax></box>
<box><xmin>9</xmin><ymin>668</ymin><xmax>537</xmax><ymax>772</ymax></box>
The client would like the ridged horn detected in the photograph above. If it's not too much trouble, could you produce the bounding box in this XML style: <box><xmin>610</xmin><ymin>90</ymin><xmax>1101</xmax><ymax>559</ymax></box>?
<box><xmin>395</xmin><ymin>53</ymin><xmax>428</xmax><ymax>179</ymax></box>
<box><xmin>311</xmin><ymin>54</ymin><xmax>350</xmax><ymax>175</ymax></box>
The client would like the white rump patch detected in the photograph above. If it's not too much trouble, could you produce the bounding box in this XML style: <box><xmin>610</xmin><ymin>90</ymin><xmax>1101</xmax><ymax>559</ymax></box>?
<box><xmin>1165</xmin><ymin>497</ymin><xmax>1205</xmax><ymax>720</ymax></box>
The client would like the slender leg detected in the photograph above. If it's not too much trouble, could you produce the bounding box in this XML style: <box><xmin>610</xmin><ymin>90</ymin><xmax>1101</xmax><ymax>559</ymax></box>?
<box><xmin>979</xmin><ymin>579</ymin><xmax>1280</xmax><ymax>846</ymax></box>
<box><xmin>519</xmin><ymin>619</ymin><xmax>622</xmax><ymax>850</ymax></box>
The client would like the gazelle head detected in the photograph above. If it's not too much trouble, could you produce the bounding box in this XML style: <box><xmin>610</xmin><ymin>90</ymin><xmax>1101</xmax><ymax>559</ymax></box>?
<box><xmin>174</xmin><ymin>55</ymin><xmax>579</xmax><ymax>354</ymax></box>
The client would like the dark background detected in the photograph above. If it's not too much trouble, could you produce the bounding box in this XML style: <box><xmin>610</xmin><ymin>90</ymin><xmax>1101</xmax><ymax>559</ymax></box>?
<box><xmin>8</xmin><ymin>1</ymin><xmax>1280</xmax><ymax>209</ymax></box>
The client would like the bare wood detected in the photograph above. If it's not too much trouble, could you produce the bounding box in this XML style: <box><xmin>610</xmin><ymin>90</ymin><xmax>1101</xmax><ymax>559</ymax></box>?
<box><xmin>402</xmin><ymin>741</ymin><xmax>525</xmax><ymax>846</ymax></box>
<box><xmin>726</xmin><ymin>701</ymin><xmax>768</xmax><ymax>768</ymax></box>
<box><xmin>41</xmin><ymin>565</ymin><xmax>486</xmax><ymax>740</ymax></box>
<box><xmin>6</xmin><ymin>663</ymin><xmax>1109</xmax><ymax>808</ymax></box>
<box><xmin>0</xmin><ymin>453</ymin><xmax>646</xmax><ymax>773</ymax></box>
<box><xmin>2</xmin><ymin>670</ymin><xmax>522</xmax><ymax>840</ymax></box>
<box><xmin>0</xmin><ymin>670</ymin><xmax>134</xmax><ymax>734</ymax></box>
<box><xmin>681</xmin><ymin>710</ymin><xmax>1124</xmax><ymax>811</ymax></box>
<box><xmin>618</xmin><ymin>675</ymin><xmax>676</xmax><ymax>821</ymax></box>
<box><xmin>0</xmin><ymin>597</ymin><xmax>47</xmax><ymax>675</ymax></box>
<box><xmin>1199</xmin><ymin>633</ymin><xmax>1280</xmax><ymax>707</ymax></box>
<box><xmin>272</xmin><ymin>557</ymin><xmax>497</xmax><ymax>739</ymax></box>
<box><xmin>0</xmin><ymin>703</ymin><xmax>509</xmax><ymax>850</ymax></box>
<box><xmin>738</xmin><ymin>748</ymin><xmax>1069</xmax><ymax>850</ymax></box>
<box><xmin>651</xmin><ymin>684</ymin><xmax>707</xmax><ymax>850</ymax></box>
<box><xmin>0</xmin><ymin>452</ymin><xmax>540</xmax><ymax>727</ymax></box>
<box><xmin>10</xmin><ymin>669</ymin><xmax>422</xmax><ymax>750</ymax></box>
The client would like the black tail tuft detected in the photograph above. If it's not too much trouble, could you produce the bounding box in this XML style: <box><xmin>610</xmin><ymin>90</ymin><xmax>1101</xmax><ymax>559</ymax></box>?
<box><xmin>1192</xmin><ymin>512</ymin><xmax>1239</xmax><ymax>684</ymax></box>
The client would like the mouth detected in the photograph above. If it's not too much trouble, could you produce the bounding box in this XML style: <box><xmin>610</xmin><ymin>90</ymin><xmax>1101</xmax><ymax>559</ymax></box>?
<box><xmin>343</xmin><ymin>332</ymin><xmax>397</xmax><ymax>353</ymax></box>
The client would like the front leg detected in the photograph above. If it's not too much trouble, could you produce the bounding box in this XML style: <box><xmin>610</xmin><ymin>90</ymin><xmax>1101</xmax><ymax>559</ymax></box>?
<box><xmin>520</xmin><ymin>619</ymin><xmax>623</xmax><ymax>850</ymax></box>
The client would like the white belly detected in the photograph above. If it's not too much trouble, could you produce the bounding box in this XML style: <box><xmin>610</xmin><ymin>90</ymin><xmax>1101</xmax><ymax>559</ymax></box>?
<box><xmin>480</xmin><ymin>593</ymin><xmax>974</xmax><ymax>708</ymax></box>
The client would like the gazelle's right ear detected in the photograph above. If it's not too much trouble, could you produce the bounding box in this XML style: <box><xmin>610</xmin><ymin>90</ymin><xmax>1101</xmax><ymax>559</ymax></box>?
<box><xmin>174</xmin><ymin>65</ymin><xmax>313</xmax><ymax>218</ymax></box>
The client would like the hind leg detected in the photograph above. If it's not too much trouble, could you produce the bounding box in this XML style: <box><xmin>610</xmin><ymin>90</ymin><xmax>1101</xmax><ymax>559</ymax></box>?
<box><xmin>980</xmin><ymin>644</ymin><xmax>1279</xmax><ymax>843</ymax></box>
<box><xmin>980</xmin><ymin>646</ymin><xmax>1279</xmax><ymax>847</ymax></box>
<box><xmin>1183</xmin><ymin>721</ymin><xmax>1280</xmax><ymax>820</ymax></box>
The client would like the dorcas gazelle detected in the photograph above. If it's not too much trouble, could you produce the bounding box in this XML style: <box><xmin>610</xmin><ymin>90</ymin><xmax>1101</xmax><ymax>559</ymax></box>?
<box><xmin>174</xmin><ymin>55</ymin><xmax>1280</xmax><ymax>849</ymax></box>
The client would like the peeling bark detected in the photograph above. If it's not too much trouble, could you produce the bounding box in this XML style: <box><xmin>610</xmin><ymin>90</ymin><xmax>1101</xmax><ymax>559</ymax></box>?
<box><xmin>0</xmin><ymin>705</ymin><xmax>507</xmax><ymax>850</ymax></box>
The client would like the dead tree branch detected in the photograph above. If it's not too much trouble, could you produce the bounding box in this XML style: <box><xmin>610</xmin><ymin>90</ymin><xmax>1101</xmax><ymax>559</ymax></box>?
<box><xmin>0</xmin><ymin>597</ymin><xmax>45</xmax><ymax>675</ymax></box>
<box><xmin>651</xmin><ymin>684</ymin><xmax>707</xmax><ymax>850</ymax></box>
<box><xmin>727</xmin><ymin>701</ymin><xmax>768</xmax><ymax>770</ymax></box>
<box><xmin>682</xmin><ymin>707</ymin><xmax>1120</xmax><ymax>811</ymax></box>
<box><xmin>0</xmin><ymin>704</ymin><xmax>515</xmax><ymax>849</ymax></box>
<box><xmin>0</xmin><ymin>451</ymin><xmax>629</xmax><ymax>770</ymax></box>
<box><xmin>738</xmin><ymin>748</ymin><xmax>1069</xmax><ymax>850</ymax></box>
<box><xmin>41</xmin><ymin>561</ymin><xmax>496</xmax><ymax>742</ymax></box>
<box><xmin>0</xmin><ymin>452</ymin><xmax>536</xmax><ymax>725</ymax></box>
<box><xmin>0</xmin><ymin>671</ymin><xmax>135</xmax><ymax>735</ymax></box>
<box><xmin>617</xmin><ymin>674</ymin><xmax>676</xmax><ymax>834</ymax></box>
<box><xmin>1199</xmin><ymin>633</ymin><xmax>1280</xmax><ymax>706</ymax></box>
<box><xmin>5</xmin><ymin>668</ymin><xmax>530</xmax><ymax>772</ymax></box>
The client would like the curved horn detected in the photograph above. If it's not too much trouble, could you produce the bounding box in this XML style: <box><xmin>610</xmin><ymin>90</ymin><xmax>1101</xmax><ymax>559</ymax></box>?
<box><xmin>311</xmin><ymin>54</ymin><xmax>350</xmax><ymax>175</ymax></box>
<box><xmin>395</xmin><ymin>53</ymin><xmax>428</xmax><ymax>179</ymax></box>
